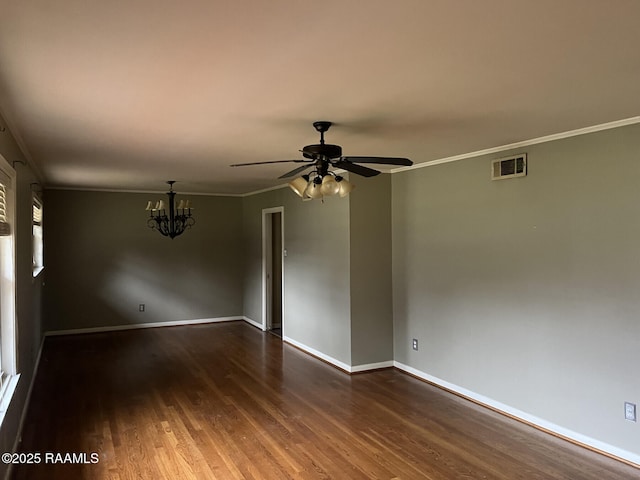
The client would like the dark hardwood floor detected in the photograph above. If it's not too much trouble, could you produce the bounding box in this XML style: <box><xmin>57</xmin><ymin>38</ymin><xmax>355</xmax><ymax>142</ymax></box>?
<box><xmin>11</xmin><ymin>321</ymin><xmax>639</xmax><ymax>479</ymax></box>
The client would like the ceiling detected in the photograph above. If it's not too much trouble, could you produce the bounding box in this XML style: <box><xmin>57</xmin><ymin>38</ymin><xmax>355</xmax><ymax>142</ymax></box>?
<box><xmin>0</xmin><ymin>1</ymin><xmax>639</xmax><ymax>195</ymax></box>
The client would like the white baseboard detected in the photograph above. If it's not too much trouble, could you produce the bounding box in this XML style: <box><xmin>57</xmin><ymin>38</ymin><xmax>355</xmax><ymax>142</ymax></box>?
<box><xmin>283</xmin><ymin>336</ymin><xmax>352</xmax><ymax>372</ymax></box>
<box><xmin>282</xmin><ymin>337</ymin><xmax>393</xmax><ymax>374</ymax></box>
<box><xmin>242</xmin><ymin>316</ymin><xmax>264</xmax><ymax>330</ymax></box>
<box><xmin>44</xmin><ymin>316</ymin><xmax>243</xmax><ymax>336</ymax></box>
<box><xmin>393</xmin><ymin>361</ymin><xmax>640</xmax><ymax>468</ymax></box>
<box><xmin>351</xmin><ymin>360</ymin><xmax>394</xmax><ymax>373</ymax></box>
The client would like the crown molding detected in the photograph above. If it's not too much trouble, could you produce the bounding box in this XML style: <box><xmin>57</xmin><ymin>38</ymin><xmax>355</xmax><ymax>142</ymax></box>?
<box><xmin>391</xmin><ymin>116</ymin><xmax>640</xmax><ymax>174</ymax></box>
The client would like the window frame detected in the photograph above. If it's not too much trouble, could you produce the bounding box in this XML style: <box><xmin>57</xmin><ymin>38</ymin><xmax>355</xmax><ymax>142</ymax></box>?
<box><xmin>0</xmin><ymin>155</ymin><xmax>19</xmax><ymax>426</ymax></box>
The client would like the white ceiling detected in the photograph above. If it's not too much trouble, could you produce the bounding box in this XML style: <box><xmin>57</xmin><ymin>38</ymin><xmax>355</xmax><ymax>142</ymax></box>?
<box><xmin>0</xmin><ymin>1</ymin><xmax>639</xmax><ymax>194</ymax></box>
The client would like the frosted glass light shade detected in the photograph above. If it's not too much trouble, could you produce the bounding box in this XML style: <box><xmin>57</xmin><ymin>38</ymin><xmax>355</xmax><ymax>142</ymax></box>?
<box><xmin>320</xmin><ymin>175</ymin><xmax>340</xmax><ymax>196</ymax></box>
<box><xmin>337</xmin><ymin>179</ymin><xmax>355</xmax><ymax>197</ymax></box>
<box><xmin>305</xmin><ymin>180</ymin><xmax>323</xmax><ymax>199</ymax></box>
<box><xmin>145</xmin><ymin>201</ymin><xmax>154</xmax><ymax>211</ymax></box>
<box><xmin>289</xmin><ymin>177</ymin><xmax>309</xmax><ymax>197</ymax></box>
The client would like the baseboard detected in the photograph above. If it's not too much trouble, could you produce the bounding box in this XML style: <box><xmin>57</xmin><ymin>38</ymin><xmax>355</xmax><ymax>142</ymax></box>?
<box><xmin>282</xmin><ymin>337</ymin><xmax>393</xmax><ymax>374</ymax></box>
<box><xmin>351</xmin><ymin>360</ymin><xmax>394</xmax><ymax>373</ymax></box>
<box><xmin>242</xmin><ymin>316</ymin><xmax>264</xmax><ymax>330</ymax></box>
<box><xmin>283</xmin><ymin>336</ymin><xmax>352</xmax><ymax>373</ymax></box>
<box><xmin>393</xmin><ymin>361</ymin><xmax>640</xmax><ymax>468</ymax></box>
<box><xmin>44</xmin><ymin>316</ymin><xmax>244</xmax><ymax>336</ymax></box>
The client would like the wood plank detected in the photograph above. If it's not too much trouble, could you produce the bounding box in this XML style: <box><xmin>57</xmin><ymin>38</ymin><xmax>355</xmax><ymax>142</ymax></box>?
<box><xmin>11</xmin><ymin>321</ymin><xmax>639</xmax><ymax>479</ymax></box>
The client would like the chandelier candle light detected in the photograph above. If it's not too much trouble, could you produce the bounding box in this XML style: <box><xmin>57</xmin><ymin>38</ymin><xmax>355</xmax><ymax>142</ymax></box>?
<box><xmin>145</xmin><ymin>181</ymin><xmax>194</xmax><ymax>239</ymax></box>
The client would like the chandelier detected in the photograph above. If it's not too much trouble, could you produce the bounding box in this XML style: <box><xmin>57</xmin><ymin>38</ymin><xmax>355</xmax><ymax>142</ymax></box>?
<box><xmin>287</xmin><ymin>168</ymin><xmax>355</xmax><ymax>200</ymax></box>
<box><xmin>145</xmin><ymin>181</ymin><xmax>194</xmax><ymax>239</ymax></box>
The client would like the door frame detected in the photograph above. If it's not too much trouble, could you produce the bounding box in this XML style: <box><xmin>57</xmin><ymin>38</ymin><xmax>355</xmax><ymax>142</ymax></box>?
<box><xmin>261</xmin><ymin>206</ymin><xmax>284</xmax><ymax>334</ymax></box>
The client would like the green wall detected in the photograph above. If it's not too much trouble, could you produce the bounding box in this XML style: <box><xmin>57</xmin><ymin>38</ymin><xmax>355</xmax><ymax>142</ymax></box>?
<box><xmin>240</xmin><ymin>175</ymin><xmax>394</xmax><ymax>369</ymax></box>
<box><xmin>241</xmin><ymin>187</ymin><xmax>353</xmax><ymax>366</ymax></box>
<box><xmin>392</xmin><ymin>122</ymin><xmax>640</xmax><ymax>459</ymax></box>
<box><xmin>43</xmin><ymin>190</ymin><xmax>243</xmax><ymax>331</ymax></box>
<box><xmin>349</xmin><ymin>173</ymin><xmax>393</xmax><ymax>366</ymax></box>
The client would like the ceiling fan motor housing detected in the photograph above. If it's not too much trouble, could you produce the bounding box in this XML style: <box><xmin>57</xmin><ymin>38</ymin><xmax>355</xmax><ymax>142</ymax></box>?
<box><xmin>302</xmin><ymin>143</ymin><xmax>342</xmax><ymax>159</ymax></box>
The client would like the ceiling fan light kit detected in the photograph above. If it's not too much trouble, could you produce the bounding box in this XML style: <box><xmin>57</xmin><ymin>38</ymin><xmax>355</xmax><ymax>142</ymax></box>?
<box><xmin>230</xmin><ymin>121</ymin><xmax>412</xmax><ymax>201</ymax></box>
<box><xmin>289</xmin><ymin>172</ymin><xmax>355</xmax><ymax>200</ymax></box>
<box><xmin>145</xmin><ymin>181</ymin><xmax>195</xmax><ymax>239</ymax></box>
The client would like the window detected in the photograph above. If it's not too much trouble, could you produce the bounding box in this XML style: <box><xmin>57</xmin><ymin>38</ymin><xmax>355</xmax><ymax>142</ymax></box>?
<box><xmin>32</xmin><ymin>195</ymin><xmax>43</xmax><ymax>276</ymax></box>
<box><xmin>0</xmin><ymin>157</ymin><xmax>18</xmax><ymax>423</ymax></box>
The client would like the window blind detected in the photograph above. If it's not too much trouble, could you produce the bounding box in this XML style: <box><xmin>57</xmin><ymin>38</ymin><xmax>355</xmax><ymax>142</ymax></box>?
<box><xmin>33</xmin><ymin>200</ymin><xmax>42</xmax><ymax>225</ymax></box>
<box><xmin>0</xmin><ymin>182</ymin><xmax>9</xmax><ymax>236</ymax></box>
<box><xmin>32</xmin><ymin>196</ymin><xmax>44</xmax><ymax>273</ymax></box>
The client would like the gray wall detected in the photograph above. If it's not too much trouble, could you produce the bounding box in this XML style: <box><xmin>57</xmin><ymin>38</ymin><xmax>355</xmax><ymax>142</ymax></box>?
<box><xmin>349</xmin><ymin>173</ymin><xmax>393</xmax><ymax>366</ymax></box>
<box><xmin>0</xmin><ymin>119</ymin><xmax>45</xmax><ymax>480</ymax></box>
<box><xmin>241</xmin><ymin>188</ymin><xmax>284</xmax><ymax>324</ymax></box>
<box><xmin>392</xmin><ymin>123</ymin><xmax>640</xmax><ymax>457</ymax></box>
<box><xmin>242</xmin><ymin>187</ymin><xmax>352</xmax><ymax>365</ymax></box>
<box><xmin>241</xmin><ymin>174</ymin><xmax>394</xmax><ymax>369</ymax></box>
<box><xmin>43</xmin><ymin>189</ymin><xmax>243</xmax><ymax>332</ymax></box>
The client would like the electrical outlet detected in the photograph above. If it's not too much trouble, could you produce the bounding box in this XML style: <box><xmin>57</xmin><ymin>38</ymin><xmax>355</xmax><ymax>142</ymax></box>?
<box><xmin>625</xmin><ymin>402</ymin><xmax>636</xmax><ymax>422</ymax></box>
<box><xmin>412</xmin><ymin>338</ymin><xmax>418</xmax><ymax>351</ymax></box>
<box><xmin>139</xmin><ymin>304</ymin><xmax>145</xmax><ymax>312</ymax></box>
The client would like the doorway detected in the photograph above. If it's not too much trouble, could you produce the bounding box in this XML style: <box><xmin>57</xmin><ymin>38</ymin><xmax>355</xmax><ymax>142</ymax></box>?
<box><xmin>262</xmin><ymin>207</ymin><xmax>284</xmax><ymax>337</ymax></box>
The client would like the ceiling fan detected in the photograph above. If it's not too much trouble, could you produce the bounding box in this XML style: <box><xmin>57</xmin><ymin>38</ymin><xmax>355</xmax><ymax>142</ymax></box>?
<box><xmin>231</xmin><ymin>121</ymin><xmax>413</xmax><ymax>199</ymax></box>
<box><xmin>231</xmin><ymin>120</ymin><xmax>413</xmax><ymax>178</ymax></box>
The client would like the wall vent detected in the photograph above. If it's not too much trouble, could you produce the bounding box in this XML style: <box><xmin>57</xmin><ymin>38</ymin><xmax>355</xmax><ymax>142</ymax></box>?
<box><xmin>492</xmin><ymin>154</ymin><xmax>527</xmax><ymax>180</ymax></box>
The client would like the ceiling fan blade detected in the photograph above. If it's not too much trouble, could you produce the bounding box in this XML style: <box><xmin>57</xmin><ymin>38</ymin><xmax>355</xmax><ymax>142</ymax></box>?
<box><xmin>341</xmin><ymin>156</ymin><xmax>413</xmax><ymax>166</ymax></box>
<box><xmin>278</xmin><ymin>163</ymin><xmax>315</xmax><ymax>179</ymax></box>
<box><xmin>230</xmin><ymin>159</ymin><xmax>307</xmax><ymax>167</ymax></box>
<box><xmin>333</xmin><ymin>160</ymin><xmax>380</xmax><ymax>177</ymax></box>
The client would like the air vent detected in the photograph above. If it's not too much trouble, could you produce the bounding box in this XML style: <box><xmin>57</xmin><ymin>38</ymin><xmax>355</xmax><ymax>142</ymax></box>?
<box><xmin>492</xmin><ymin>154</ymin><xmax>527</xmax><ymax>180</ymax></box>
